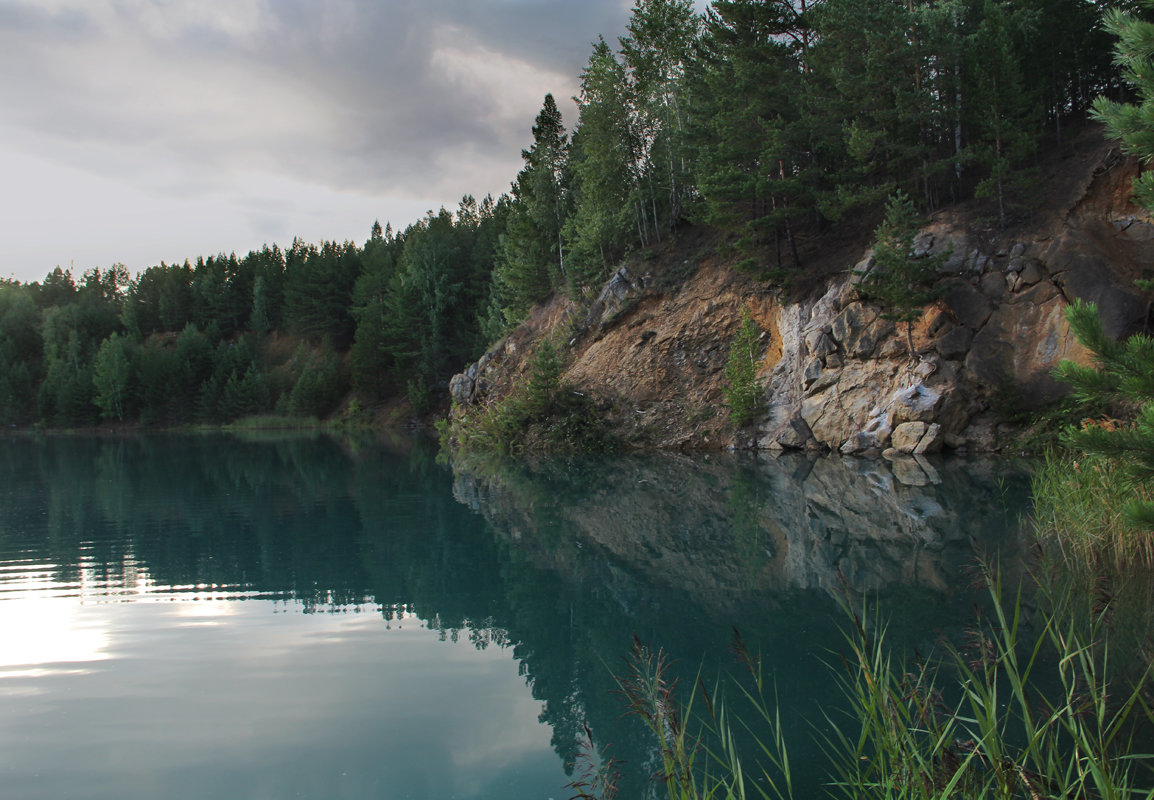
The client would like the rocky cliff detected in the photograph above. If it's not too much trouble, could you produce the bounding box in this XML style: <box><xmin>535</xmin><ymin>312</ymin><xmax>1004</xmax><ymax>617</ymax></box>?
<box><xmin>450</xmin><ymin>131</ymin><xmax>1153</xmax><ymax>453</ymax></box>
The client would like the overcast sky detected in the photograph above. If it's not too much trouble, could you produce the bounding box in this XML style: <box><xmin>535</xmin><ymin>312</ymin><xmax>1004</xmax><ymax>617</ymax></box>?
<box><xmin>0</xmin><ymin>0</ymin><xmax>707</xmax><ymax>284</ymax></box>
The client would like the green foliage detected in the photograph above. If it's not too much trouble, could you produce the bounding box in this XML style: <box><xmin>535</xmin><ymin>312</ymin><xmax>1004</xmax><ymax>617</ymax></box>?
<box><xmin>447</xmin><ymin>338</ymin><xmax>615</xmax><ymax>455</ymax></box>
<box><xmin>722</xmin><ymin>305</ymin><xmax>764</xmax><ymax>427</ymax></box>
<box><xmin>563</xmin><ymin>39</ymin><xmax>637</xmax><ymax>290</ymax></box>
<box><xmin>578</xmin><ymin>569</ymin><xmax>1154</xmax><ymax>800</ymax></box>
<box><xmin>1034</xmin><ymin>450</ymin><xmax>1154</xmax><ymax>565</ymax></box>
<box><xmin>494</xmin><ymin>94</ymin><xmax>570</xmax><ymax>320</ymax></box>
<box><xmin>283</xmin><ymin>239</ymin><xmax>361</xmax><ymax>345</ymax></box>
<box><xmin>93</xmin><ymin>332</ymin><xmax>135</xmax><ymax>421</ymax></box>
<box><xmin>966</xmin><ymin>0</ymin><xmax>1042</xmax><ymax>228</ymax></box>
<box><xmin>1054</xmin><ymin>299</ymin><xmax>1154</xmax><ymax>531</ymax></box>
<box><xmin>690</xmin><ymin>0</ymin><xmax>807</xmax><ymax>274</ymax></box>
<box><xmin>287</xmin><ymin>345</ymin><xmax>344</xmax><ymax>419</ymax></box>
<box><xmin>1092</xmin><ymin>1</ymin><xmax>1154</xmax><ymax>210</ymax></box>
<box><xmin>0</xmin><ymin>0</ymin><xmax>1131</xmax><ymax>433</ymax></box>
<box><xmin>856</xmin><ymin>192</ymin><xmax>948</xmax><ymax>354</ymax></box>
<box><xmin>0</xmin><ymin>284</ymin><xmax>43</xmax><ymax>424</ymax></box>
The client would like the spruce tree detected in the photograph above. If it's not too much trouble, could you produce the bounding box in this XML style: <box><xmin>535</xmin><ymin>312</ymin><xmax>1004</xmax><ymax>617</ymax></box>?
<box><xmin>564</xmin><ymin>38</ymin><xmax>637</xmax><ymax>289</ymax></box>
<box><xmin>966</xmin><ymin>0</ymin><xmax>1040</xmax><ymax>229</ymax></box>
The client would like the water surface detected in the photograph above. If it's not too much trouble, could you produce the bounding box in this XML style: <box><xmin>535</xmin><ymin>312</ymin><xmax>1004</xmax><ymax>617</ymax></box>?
<box><xmin>0</xmin><ymin>434</ymin><xmax>1031</xmax><ymax>798</ymax></box>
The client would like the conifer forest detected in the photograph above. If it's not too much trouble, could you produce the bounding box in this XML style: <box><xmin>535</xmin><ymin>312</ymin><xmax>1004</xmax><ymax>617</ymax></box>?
<box><xmin>0</xmin><ymin>0</ymin><xmax>1133</xmax><ymax>428</ymax></box>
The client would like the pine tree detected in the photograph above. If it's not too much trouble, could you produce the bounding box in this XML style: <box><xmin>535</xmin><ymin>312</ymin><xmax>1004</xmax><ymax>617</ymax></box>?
<box><xmin>1056</xmin><ymin>2</ymin><xmax>1154</xmax><ymax>530</ymax></box>
<box><xmin>494</xmin><ymin>94</ymin><xmax>570</xmax><ymax>320</ymax></box>
<box><xmin>966</xmin><ymin>0</ymin><xmax>1041</xmax><ymax>229</ymax></box>
<box><xmin>691</xmin><ymin>0</ymin><xmax>807</xmax><ymax>273</ymax></box>
<box><xmin>1092</xmin><ymin>0</ymin><xmax>1154</xmax><ymax>208</ymax></box>
<box><xmin>855</xmin><ymin>191</ymin><xmax>947</xmax><ymax>356</ymax></box>
<box><xmin>564</xmin><ymin>38</ymin><xmax>638</xmax><ymax>289</ymax></box>
<box><xmin>1056</xmin><ymin>300</ymin><xmax>1154</xmax><ymax>527</ymax></box>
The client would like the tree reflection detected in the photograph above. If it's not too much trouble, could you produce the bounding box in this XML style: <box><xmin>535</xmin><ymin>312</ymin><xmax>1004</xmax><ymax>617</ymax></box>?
<box><xmin>0</xmin><ymin>434</ymin><xmax>1031</xmax><ymax>796</ymax></box>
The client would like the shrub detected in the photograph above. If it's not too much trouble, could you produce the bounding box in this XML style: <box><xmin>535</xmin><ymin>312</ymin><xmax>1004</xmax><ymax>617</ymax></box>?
<box><xmin>723</xmin><ymin>306</ymin><xmax>764</xmax><ymax>427</ymax></box>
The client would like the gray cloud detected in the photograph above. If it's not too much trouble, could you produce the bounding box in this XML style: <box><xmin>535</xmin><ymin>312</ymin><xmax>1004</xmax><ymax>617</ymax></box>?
<box><xmin>0</xmin><ymin>0</ymin><xmax>710</xmax><ymax>281</ymax></box>
<box><xmin>0</xmin><ymin>0</ymin><xmax>627</xmax><ymax>197</ymax></box>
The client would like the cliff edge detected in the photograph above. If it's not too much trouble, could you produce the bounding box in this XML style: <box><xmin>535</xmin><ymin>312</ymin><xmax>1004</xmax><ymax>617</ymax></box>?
<box><xmin>450</xmin><ymin>129</ymin><xmax>1153</xmax><ymax>454</ymax></box>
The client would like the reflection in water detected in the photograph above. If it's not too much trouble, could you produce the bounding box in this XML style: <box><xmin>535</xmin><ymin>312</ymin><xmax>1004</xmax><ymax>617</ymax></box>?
<box><xmin>0</xmin><ymin>434</ymin><xmax>1032</xmax><ymax>799</ymax></box>
<box><xmin>452</xmin><ymin>450</ymin><xmax>1029</xmax><ymax>603</ymax></box>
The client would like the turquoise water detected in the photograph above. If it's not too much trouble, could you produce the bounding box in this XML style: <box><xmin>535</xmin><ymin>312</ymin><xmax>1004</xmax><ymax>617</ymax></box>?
<box><xmin>0</xmin><ymin>434</ymin><xmax>1030</xmax><ymax>799</ymax></box>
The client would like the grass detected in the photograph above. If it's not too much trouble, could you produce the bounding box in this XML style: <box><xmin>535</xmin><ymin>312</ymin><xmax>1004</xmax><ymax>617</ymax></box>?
<box><xmin>574</xmin><ymin>564</ymin><xmax>1154</xmax><ymax>800</ymax></box>
<box><xmin>1033</xmin><ymin>449</ymin><xmax>1154</xmax><ymax>568</ymax></box>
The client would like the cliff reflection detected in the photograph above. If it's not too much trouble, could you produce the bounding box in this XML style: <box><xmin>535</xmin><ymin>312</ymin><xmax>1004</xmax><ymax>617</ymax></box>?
<box><xmin>451</xmin><ymin>450</ymin><xmax>1030</xmax><ymax>606</ymax></box>
<box><xmin>0</xmin><ymin>434</ymin><xmax>1030</xmax><ymax>797</ymax></box>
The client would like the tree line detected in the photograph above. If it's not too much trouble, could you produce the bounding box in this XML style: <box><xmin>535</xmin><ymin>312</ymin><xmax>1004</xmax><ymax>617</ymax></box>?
<box><xmin>0</xmin><ymin>0</ymin><xmax>1133</xmax><ymax>427</ymax></box>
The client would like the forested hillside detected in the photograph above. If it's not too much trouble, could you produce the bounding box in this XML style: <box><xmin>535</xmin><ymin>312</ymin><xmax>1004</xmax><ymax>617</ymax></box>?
<box><xmin>0</xmin><ymin>0</ymin><xmax>1132</xmax><ymax>428</ymax></box>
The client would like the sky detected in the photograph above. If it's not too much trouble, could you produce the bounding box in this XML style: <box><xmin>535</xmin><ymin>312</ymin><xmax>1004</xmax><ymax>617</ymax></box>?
<box><xmin>0</xmin><ymin>0</ymin><xmax>707</xmax><ymax>285</ymax></box>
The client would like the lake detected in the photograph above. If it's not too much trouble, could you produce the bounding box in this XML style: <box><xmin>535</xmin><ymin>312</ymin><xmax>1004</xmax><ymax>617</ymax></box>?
<box><xmin>0</xmin><ymin>433</ymin><xmax>1031</xmax><ymax>799</ymax></box>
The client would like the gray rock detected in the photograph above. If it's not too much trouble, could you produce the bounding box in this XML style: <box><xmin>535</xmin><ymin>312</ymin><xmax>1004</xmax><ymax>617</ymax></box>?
<box><xmin>449</xmin><ymin>372</ymin><xmax>475</xmax><ymax>406</ymax></box>
<box><xmin>965</xmin><ymin>282</ymin><xmax>1081</xmax><ymax>400</ymax></box>
<box><xmin>806</xmin><ymin>330</ymin><xmax>837</xmax><ymax>358</ymax></box>
<box><xmin>1044</xmin><ymin>228</ymin><xmax>1149</xmax><ymax>339</ymax></box>
<box><xmin>935</xmin><ymin>326</ymin><xmax>973</xmax><ymax>360</ymax></box>
<box><xmin>939</xmin><ymin>243</ymin><xmax>969</xmax><ymax>274</ymax></box>
<box><xmin>758</xmin><ymin>412</ymin><xmax>815</xmax><ymax>451</ymax></box>
<box><xmin>914</xmin><ymin>422</ymin><xmax>944</xmax><ymax>454</ymax></box>
<box><xmin>979</xmin><ymin>271</ymin><xmax>1006</xmax><ymax>299</ymax></box>
<box><xmin>913</xmin><ymin>231</ymin><xmax>935</xmax><ymax>258</ymax></box>
<box><xmin>803</xmin><ymin>358</ymin><xmax>823</xmax><ymax>389</ymax></box>
<box><xmin>944</xmin><ymin>283</ymin><xmax>994</xmax><ymax>329</ymax></box>
<box><xmin>1019</xmin><ymin>261</ymin><xmax>1043</xmax><ymax>287</ymax></box>
<box><xmin>892</xmin><ymin>384</ymin><xmax>943</xmax><ymax>423</ymax></box>
<box><xmin>1113</xmin><ymin>219</ymin><xmax>1154</xmax><ymax>242</ymax></box>
<box><xmin>892</xmin><ymin>421</ymin><xmax>928</xmax><ymax>453</ymax></box>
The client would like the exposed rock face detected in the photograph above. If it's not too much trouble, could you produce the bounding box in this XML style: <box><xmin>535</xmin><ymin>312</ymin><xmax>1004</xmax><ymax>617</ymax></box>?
<box><xmin>449</xmin><ymin>140</ymin><xmax>1150</xmax><ymax>453</ymax></box>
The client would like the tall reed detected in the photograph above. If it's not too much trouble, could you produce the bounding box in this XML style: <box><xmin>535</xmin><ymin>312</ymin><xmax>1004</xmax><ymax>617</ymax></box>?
<box><xmin>575</xmin><ymin>567</ymin><xmax>1154</xmax><ymax>800</ymax></box>
<box><xmin>1033</xmin><ymin>450</ymin><xmax>1154</xmax><ymax>568</ymax></box>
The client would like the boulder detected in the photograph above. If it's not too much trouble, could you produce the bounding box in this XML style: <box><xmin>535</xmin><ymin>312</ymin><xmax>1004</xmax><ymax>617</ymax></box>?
<box><xmin>914</xmin><ymin>422</ymin><xmax>944</xmax><ymax>455</ymax></box>
<box><xmin>830</xmin><ymin>303</ymin><xmax>897</xmax><ymax>359</ymax></box>
<box><xmin>891</xmin><ymin>384</ymin><xmax>944</xmax><ymax>424</ymax></box>
<box><xmin>449</xmin><ymin>372</ymin><xmax>475</xmax><ymax>406</ymax></box>
<box><xmin>1018</xmin><ymin>261</ymin><xmax>1043</xmax><ymax>287</ymax></box>
<box><xmin>758</xmin><ymin>413</ymin><xmax>815</xmax><ymax>450</ymax></box>
<box><xmin>802</xmin><ymin>361</ymin><xmax>902</xmax><ymax>447</ymax></box>
<box><xmin>892</xmin><ymin>421</ymin><xmax>928</xmax><ymax>453</ymax></box>
<box><xmin>979</xmin><ymin>271</ymin><xmax>1006</xmax><ymax>300</ymax></box>
<box><xmin>944</xmin><ymin>283</ymin><xmax>994</xmax><ymax>330</ymax></box>
<box><xmin>806</xmin><ymin>330</ymin><xmax>837</xmax><ymax>358</ymax></box>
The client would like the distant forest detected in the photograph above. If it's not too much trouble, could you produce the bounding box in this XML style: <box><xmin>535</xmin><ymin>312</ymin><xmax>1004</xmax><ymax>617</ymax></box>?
<box><xmin>0</xmin><ymin>0</ymin><xmax>1134</xmax><ymax>427</ymax></box>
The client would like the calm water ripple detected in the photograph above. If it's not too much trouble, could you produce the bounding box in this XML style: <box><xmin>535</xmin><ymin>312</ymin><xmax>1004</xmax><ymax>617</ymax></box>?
<box><xmin>0</xmin><ymin>433</ymin><xmax>1032</xmax><ymax>799</ymax></box>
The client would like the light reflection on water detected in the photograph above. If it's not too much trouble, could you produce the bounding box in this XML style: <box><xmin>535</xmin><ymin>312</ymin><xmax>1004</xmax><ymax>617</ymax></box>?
<box><xmin>0</xmin><ymin>592</ymin><xmax>565</xmax><ymax>800</ymax></box>
<box><xmin>0</xmin><ymin>433</ymin><xmax>1033</xmax><ymax>799</ymax></box>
